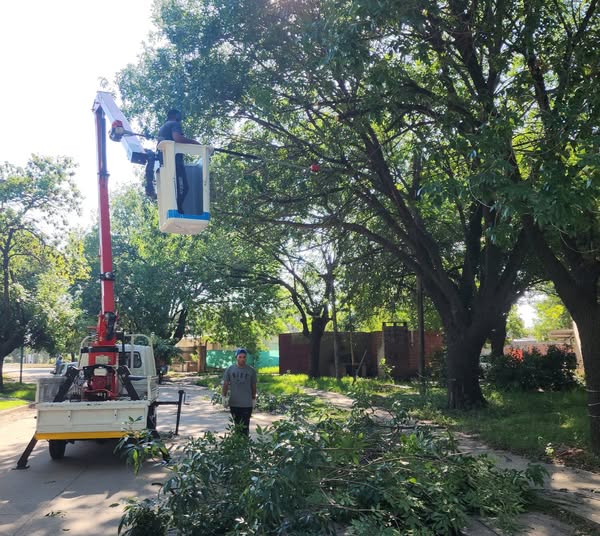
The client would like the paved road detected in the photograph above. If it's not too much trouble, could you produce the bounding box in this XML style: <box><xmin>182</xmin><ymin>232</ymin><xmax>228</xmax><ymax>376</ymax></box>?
<box><xmin>3</xmin><ymin>366</ymin><xmax>54</xmax><ymax>384</ymax></box>
<box><xmin>0</xmin><ymin>378</ymin><xmax>278</xmax><ymax>536</ymax></box>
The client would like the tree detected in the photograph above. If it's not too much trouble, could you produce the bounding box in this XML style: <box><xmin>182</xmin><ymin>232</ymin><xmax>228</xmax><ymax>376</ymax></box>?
<box><xmin>0</xmin><ymin>156</ymin><xmax>81</xmax><ymax>389</ymax></box>
<box><xmin>218</xmin><ymin>219</ymin><xmax>336</xmax><ymax>378</ymax></box>
<box><xmin>506</xmin><ymin>307</ymin><xmax>527</xmax><ymax>342</ymax></box>
<box><xmin>118</xmin><ymin>0</ymin><xmax>538</xmax><ymax>407</ymax></box>
<box><xmin>77</xmin><ymin>184</ymin><xmax>283</xmax><ymax>360</ymax></box>
<box><xmin>532</xmin><ymin>294</ymin><xmax>572</xmax><ymax>342</ymax></box>
<box><xmin>506</xmin><ymin>1</ymin><xmax>600</xmax><ymax>448</ymax></box>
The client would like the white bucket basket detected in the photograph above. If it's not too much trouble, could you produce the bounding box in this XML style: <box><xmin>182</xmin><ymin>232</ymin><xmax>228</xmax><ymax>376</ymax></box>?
<box><xmin>156</xmin><ymin>141</ymin><xmax>212</xmax><ymax>235</ymax></box>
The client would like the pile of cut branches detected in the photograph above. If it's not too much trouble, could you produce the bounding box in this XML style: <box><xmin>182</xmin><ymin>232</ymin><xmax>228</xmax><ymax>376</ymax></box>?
<box><xmin>118</xmin><ymin>399</ymin><xmax>545</xmax><ymax>535</ymax></box>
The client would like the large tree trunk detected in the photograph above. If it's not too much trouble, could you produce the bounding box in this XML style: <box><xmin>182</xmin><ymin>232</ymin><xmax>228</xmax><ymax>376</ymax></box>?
<box><xmin>575</xmin><ymin>308</ymin><xmax>600</xmax><ymax>450</ymax></box>
<box><xmin>170</xmin><ymin>307</ymin><xmax>188</xmax><ymax>344</ymax></box>
<box><xmin>524</xmin><ymin>218</ymin><xmax>600</xmax><ymax>451</ymax></box>
<box><xmin>308</xmin><ymin>315</ymin><xmax>328</xmax><ymax>378</ymax></box>
<box><xmin>489</xmin><ymin>315</ymin><xmax>508</xmax><ymax>356</ymax></box>
<box><xmin>445</xmin><ymin>327</ymin><xmax>488</xmax><ymax>408</ymax></box>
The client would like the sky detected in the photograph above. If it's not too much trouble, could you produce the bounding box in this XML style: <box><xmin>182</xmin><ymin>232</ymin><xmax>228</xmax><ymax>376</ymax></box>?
<box><xmin>0</xmin><ymin>0</ymin><xmax>156</xmax><ymax>224</ymax></box>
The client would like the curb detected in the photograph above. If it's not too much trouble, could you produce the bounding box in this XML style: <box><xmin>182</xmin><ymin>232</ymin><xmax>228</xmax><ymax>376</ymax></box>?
<box><xmin>0</xmin><ymin>402</ymin><xmax>35</xmax><ymax>419</ymax></box>
<box><xmin>535</xmin><ymin>492</ymin><xmax>600</xmax><ymax>533</ymax></box>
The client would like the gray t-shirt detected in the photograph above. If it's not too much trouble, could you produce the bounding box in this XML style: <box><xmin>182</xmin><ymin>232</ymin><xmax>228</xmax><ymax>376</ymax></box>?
<box><xmin>224</xmin><ymin>364</ymin><xmax>257</xmax><ymax>407</ymax></box>
<box><xmin>157</xmin><ymin>120</ymin><xmax>183</xmax><ymax>142</ymax></box>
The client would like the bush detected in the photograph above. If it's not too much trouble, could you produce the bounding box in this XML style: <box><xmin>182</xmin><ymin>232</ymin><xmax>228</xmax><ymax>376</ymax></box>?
<box><xmin>486</xmin><ymin>346</ymin><xmax>577</xmax><ymax>391</ymax></box>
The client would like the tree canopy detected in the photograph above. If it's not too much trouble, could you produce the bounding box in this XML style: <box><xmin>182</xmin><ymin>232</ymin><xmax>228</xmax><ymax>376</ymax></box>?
<box><xmin>118</xmin><ymin>0</ymin><xmax>551</xmax><ymax>407</ymax></box>
<box><xmin>77</xmin><ymin>184</ymin><xmax>285</xmax><ymax>359</ymax></box>
<box><xmin>0</xmin><ymin>156</ymin><xmax>82</xmax><ymax>389</ymax></box>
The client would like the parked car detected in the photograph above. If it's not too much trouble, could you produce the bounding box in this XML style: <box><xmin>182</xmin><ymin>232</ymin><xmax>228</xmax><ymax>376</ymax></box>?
<box><xmin>50</xmin><ymin>362</ymin><xmax>78</xmax><ymax>376</ymax></box>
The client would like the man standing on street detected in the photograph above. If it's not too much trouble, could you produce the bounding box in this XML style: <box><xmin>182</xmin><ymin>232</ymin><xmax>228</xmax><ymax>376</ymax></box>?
<box><xmin>222</xmin><ymin>348</ymin><xmax>257</xmax><ymax>436</ymax></box>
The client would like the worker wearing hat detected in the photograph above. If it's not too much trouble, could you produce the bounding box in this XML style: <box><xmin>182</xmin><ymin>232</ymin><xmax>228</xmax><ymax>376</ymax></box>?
<box><xmin>222</xmin><ymin>348</ymin><xmax>257</xmax><ymax>436</ymax></box>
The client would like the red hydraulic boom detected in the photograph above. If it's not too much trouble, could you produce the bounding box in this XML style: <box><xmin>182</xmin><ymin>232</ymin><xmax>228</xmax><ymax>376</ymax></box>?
<box><xmin>86</xmin><ymin>94</ymin><xmax>149</xmax><ymax>400</ymax></box>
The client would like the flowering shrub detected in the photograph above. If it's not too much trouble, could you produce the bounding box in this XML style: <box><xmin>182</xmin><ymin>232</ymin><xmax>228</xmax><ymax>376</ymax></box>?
<box><xmin>486</xmin><ymin>345</ymin><xmax>577</xmax><ymax>391</ymax></box>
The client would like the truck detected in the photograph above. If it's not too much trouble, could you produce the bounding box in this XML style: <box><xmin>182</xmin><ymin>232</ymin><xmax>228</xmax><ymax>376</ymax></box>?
<box><xmin>33</xmin><ymin>335</ymin><xmax>159</xmax><ymax>460</ymax></box>
<box><xmin>16</xmin><ymin>92</ymin><xmax>207</xmax><ymax>468</ymax></box>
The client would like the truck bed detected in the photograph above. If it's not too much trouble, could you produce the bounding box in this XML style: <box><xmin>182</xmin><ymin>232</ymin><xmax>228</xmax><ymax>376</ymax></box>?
<box><xmin>35</xmin><ymin>399</ymin><xmax>150</xmax><ymax>440</ymax></box>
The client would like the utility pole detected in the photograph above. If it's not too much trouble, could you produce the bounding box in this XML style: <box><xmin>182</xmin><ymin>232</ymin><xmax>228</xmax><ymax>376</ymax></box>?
<box><xmin>19</xmin><ymin>346</ymin><xmax>24</xmax><ymax>384</ymax></box>
<box><xmin>417</xmin><ymin>274</ymin><xmax>426</xmax><ymax>395</ymax></box>
<box><xmin>331</xmin><ymin>275</ymin><xmax>340</xmax><ymax>380</ymax></box>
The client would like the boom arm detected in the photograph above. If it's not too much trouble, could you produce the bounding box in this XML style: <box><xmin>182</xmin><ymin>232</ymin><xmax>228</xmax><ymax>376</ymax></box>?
<box><xmin>91</xmin><ymin>92</ymin><xmax>151</xmax><ymax>344</ymax></box>
<box><xmin>94</xmin><ymin>91</ymin><xmax>148</xmax><ymax>165</ymax></box>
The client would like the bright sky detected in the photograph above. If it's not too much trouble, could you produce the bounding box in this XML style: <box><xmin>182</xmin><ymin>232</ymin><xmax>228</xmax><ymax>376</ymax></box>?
<box><xmin>0</xmin><ymin>1</ymin><xmax>156</xmax><ymax>226</ymax></box>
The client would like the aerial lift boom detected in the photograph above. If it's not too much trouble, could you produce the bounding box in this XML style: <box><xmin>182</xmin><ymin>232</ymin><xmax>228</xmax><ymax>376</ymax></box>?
<box><xmin>15</xmin><ymin>93</ymin><xmax>199</xmax><ymax>468</ymax></box>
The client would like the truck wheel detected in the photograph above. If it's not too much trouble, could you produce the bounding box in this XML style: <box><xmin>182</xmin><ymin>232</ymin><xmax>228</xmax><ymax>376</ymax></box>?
<box><xmin>147</xmin><ymin>406</ymin><xmax>157</xmax><ymax>430</ymax></box>
<box><xmin>49</xmin><ymin>440</ymin><xmax>67</xmax><ymax>460</ymax></box>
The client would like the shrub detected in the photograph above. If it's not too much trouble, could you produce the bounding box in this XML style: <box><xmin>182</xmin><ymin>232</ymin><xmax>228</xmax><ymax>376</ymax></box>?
<box><xmin>486</xmin><ymin>346</ymin><xmax>577</xmax><ymax>391</ymax></box>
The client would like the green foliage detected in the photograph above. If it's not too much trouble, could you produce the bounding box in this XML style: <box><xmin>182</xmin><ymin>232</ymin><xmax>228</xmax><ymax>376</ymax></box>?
<box><xmin>119</xmin><ymin>498</ymin><xmax>169</xmax><ymax>536</ymax></box>
<box><xmin>119</xmin><ymin>0</ymin><xmax>578</xmax><ymax>396</ymax></box>
<box><xmin>245</xmin><ymin>374</ymin><xmax>594</xmax><ymax>466</ymax></box>
<box><xmin>151</xmin><ymin>336</ymin><xmax>181</xmax><ymax>366</ymax></box>
<box><xmin>506</xmin><ymin>307</ymin><xmax>528</xmax><ymax>340</ymax></box>
<box><xmin>120</xmin><ymin>399</ymin><xmax>542</xmax><ymax>534</ymax></box>
<box><xmin>487</xmin><ymin>346</ymin><xmax>577</xmax><ymax>391</ymax></box>
<box><xmin>378</xmin><ymin>357</ymin><xmax>394</xmax><ymax>382</ymax></box>
<box><xmin>0</xmin><ymin>156</ymin><xmax>82</xmax><ymax>389</ymax></box>
<box><xmin>78</xmin><ymin>185</ymin><xmax>283</xmax><ymax>350</ymax></box>
<box><xmin>114</xmin><ymin>418</ymin><xmax>170</xmax><ymax>476</ymax></box>
<box><xmin>532</xmin><ymin>294</ymin><xmax>572</xmax><ymax>341</ymax></box>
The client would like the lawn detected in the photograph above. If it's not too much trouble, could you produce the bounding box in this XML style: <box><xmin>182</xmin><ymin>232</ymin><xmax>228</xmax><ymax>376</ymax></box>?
<box><xmin>375</xmin><ymin>385</ymin><xmax>591</xmax><ymax>462</ymax></box>
<box><xmin>0</xmin><ymin>379</ymin><xmax>36</xmax><ymax>410</ymax></box>
<box><xmin>249</xmin><ymin>372</ymin><xmax>596</xmax><ymax>469</ymax></box>
<box><xmin>197</xmin><ymin>369</ymin><xmax>595</xmax><ymax>466</ymax></box>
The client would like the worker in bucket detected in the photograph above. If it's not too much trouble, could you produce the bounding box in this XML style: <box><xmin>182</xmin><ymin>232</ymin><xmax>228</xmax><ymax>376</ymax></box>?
<box><xmin>156</xmin><ymin>109</ymin><xmax>200</xmax><ymax>211</ymax></box>
<box><xmin>222</xmin><ymin>348</ymin><xmax>257</xmax><ymax>436</ymax></box>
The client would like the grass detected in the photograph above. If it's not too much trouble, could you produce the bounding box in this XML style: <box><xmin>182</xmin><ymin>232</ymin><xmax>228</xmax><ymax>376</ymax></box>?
<box><xmin>256</xmin><ymin>372</ymin><xmax>597</xmax><ymax>469</ymax></box>
<box><xmin>258</xmin><ymin>373</ymin><xmax>311</xmax><ymax>395</ymax></box>
<box><xmin>0</xmin><ymin>379</ymin><xmax>36</xmax><ymax>410</ymax></box>
<box><xmin>257</xmin><ymin>366</ymin><xmax>279</xmax><ymax>374</ymax></box>
<box><xmin>196</xmin><ymin>369</ymin><xmax>596</xmax><ymax>468</ymax></box>
<box><xmin>378</xmin><ymin>385</ymin><xmax>588</xmax><ymax>449</ymax></box>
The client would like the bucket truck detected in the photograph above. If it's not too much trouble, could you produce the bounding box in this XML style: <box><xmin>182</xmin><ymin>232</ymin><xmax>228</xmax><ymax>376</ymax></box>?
<box><xmin>16</xmin><ymin>93</ymin><xmax>207</xmax><ymax>467</ymax></box>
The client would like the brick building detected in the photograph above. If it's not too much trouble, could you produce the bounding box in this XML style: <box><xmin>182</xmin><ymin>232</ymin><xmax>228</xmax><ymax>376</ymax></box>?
<box><xmin>279</xmin><ymin>322</ymin><xmax>444</xmax><ymax>380</ymax></box>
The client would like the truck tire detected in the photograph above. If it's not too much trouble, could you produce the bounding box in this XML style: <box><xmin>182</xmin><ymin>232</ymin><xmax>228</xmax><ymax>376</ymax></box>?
<box><xmin>49</xmin><ymin>440</ymin><xmax>67</xmax><ymax>460</ymax></box>
<box><xmin>147</xmin><ymin>406</ymin><xmax>157</xmax><ymax>431</ymax></box>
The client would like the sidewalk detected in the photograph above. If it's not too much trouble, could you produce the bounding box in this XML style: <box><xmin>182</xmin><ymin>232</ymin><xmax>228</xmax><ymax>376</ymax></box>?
<box><xmin>303</xmin><ymin>387</ymin><xmax>600</xmax><ymax>535</ymax></box>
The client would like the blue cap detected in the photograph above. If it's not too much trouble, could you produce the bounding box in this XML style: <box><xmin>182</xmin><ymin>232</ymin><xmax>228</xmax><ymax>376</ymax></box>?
<box><xmin>235</xmin><ymin>348</ymin><xmax>248</xmax><ymax>357</ymax></box>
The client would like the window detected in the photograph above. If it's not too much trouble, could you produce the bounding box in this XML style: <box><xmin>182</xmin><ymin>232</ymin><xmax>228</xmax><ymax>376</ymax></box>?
<box><xmin>119</xmin><ymin>351</ymin><xmax>142</xmax><ymax>369</ymax></box>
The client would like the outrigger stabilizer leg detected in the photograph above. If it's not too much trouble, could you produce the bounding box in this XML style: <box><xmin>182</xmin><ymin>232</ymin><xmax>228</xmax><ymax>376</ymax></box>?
<box><xmin>15</xmin><ymin>435</ymin><xmax>38</xmax><ymax>469</ymax></box>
